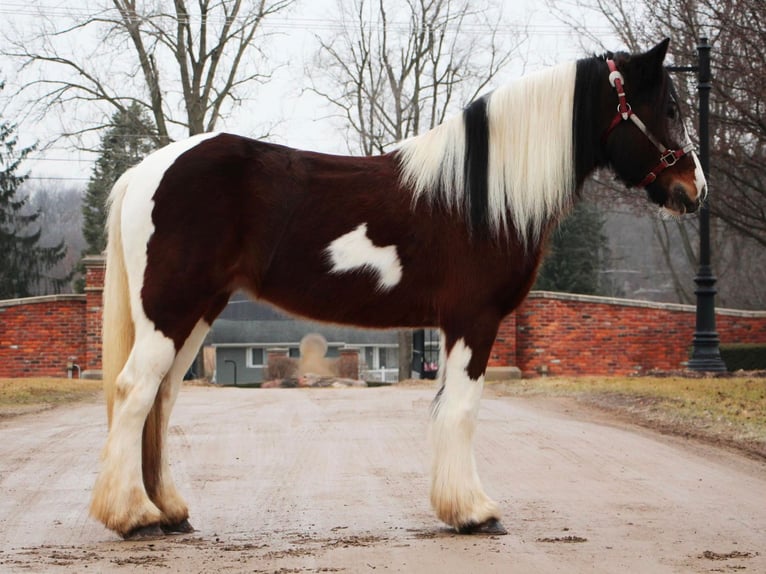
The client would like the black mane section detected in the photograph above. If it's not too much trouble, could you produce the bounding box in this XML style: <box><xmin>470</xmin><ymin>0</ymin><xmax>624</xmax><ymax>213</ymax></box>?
<box><xmin>463</xmin><ymin>96</ymin><xmax>490</xmax><ymax>232</ymax></box>
<box><xmin>573</xmin><ymin>55</ymin><xmax>609</xmax><ymax>188</ymax></box>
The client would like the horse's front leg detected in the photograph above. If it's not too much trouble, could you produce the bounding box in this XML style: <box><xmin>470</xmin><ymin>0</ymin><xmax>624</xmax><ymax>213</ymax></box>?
<box><xmin>429</xmin><ymin>327</ymin><xmax>507</xmax><ymax>535</ymax></box>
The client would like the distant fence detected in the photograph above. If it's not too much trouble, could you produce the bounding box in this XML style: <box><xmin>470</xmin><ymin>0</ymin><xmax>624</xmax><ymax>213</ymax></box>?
<box><xmin>361</xmin><ymin>368</ymin><xmax>400</xmax><ymax>383</ymax></box>
<box><xmin>1</xmin><ymin>257</ymin><xmax>764</xmax><ymax>378</ymax></box>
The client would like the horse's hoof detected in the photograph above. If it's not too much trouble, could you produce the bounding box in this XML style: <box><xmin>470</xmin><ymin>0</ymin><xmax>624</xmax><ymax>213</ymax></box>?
<box><xmin>457</xmin><ymin>518</ymin><xmax>508</xmax><ymax>535</ymax></box>
<box><xmin>122</xmin><ymin>523</ymin><xmax>165</xmax><ymax>540</ymax></box>
<box><xmin>161</xmin><ymin>519</ymin><xmax>195</xmax><ymax>534</ymax></box>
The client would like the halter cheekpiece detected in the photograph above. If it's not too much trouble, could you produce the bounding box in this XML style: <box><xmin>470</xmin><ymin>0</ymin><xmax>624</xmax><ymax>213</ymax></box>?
<box><xmin>602</xmin><ymin>59</ymin><xmax>695</xmax><ymax>188</ymax></box>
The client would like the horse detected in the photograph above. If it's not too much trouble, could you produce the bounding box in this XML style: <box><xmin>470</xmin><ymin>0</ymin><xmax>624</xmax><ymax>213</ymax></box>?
<box><xmin>90</xmin><ymin>38</ymin><xmax>704</xmax><ymax>539</ymax></box>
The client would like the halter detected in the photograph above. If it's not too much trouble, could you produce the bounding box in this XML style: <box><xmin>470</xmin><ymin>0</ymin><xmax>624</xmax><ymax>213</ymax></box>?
<box><xmin>602</xmin><ymin>59</ymin><xmax>695</xmax><ymax>187</ymax></box>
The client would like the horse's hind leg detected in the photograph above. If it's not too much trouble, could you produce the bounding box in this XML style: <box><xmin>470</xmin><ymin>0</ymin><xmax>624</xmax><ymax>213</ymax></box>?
<box><xmin>91</xmin><ymin>325</ymin><xmax>176</xmax><ymax>538</ymax></box>
<box><xmin>429</xmin><ymin>323</ymin><xmax>507</xmax><ymax>535</ymax></box>
<box><xmin>142</xmin><ymin>320</ymin><xmax>212</xmax><ymax>534</ymax></box>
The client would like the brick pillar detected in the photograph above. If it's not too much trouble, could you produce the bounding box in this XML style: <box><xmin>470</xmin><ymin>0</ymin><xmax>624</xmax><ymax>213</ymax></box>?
<box><xmin>338</xmin><ymin>347</ymin><xmax>360</xmax><ymax>379</ymax></box>
<box><xmin>82</xmin><ymin>255</ymin><xmax>106</xmax><ymax>379</ymax></box>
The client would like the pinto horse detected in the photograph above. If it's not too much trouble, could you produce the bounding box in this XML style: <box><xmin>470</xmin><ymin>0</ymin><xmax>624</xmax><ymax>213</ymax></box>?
<box><xmin>91</xmin><ymin>39</ymin><xmax>704</xmax><ymax>539</ymax></box>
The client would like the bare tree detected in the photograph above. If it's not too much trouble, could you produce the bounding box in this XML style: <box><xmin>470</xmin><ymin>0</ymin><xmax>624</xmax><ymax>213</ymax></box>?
<box><xmin>310</xmin><ymin>0</ymin><xmax>521</xmax><ymax>154</ymax></box>
<box><xmin>310</xmin><ymin>0</ymin><xmax>523</xmax><ymax>379</ymax></box>
<box><xmin>3</xmin><ymin>0</ymin><xmax>296</xmax><ymax>147</ymax></box>
<box><xmin>24</xmin><ymin>181</ymin><xmax>85</xmax><ymax>294</ymax></box>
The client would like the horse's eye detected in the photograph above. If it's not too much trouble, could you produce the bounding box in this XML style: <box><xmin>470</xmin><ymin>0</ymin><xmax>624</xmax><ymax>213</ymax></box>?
<box><xmin>666</xmin><ymin>104</ymin><xmax>677</xmax><ymax>120</ymax></box>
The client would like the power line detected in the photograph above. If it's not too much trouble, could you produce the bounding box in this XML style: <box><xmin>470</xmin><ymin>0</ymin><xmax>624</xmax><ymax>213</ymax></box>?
<box><xmin>0</xmin><ymin>3</ymin><xmax>612</xmax><ymax>36</ymax></box>
<box><xmin>26</xmin><ymin>175</ymin><xmax>90</xmax><ymax>182</ymax></box>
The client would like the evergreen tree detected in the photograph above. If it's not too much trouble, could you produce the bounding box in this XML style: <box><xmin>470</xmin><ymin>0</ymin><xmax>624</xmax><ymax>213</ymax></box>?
<box><xmin>81</xmin><ymin>103</ymin><xmax>156</xmax><ymax>255</ymax></box>
<box><xmin>535</xmin><ymin>202</ymin><xmax>616</xmax><ymax>296</ymax></box>
<box><xmin>0</xmin><ymin>88</ymin><xmax>67</xmax><ymax>299</ymax></box>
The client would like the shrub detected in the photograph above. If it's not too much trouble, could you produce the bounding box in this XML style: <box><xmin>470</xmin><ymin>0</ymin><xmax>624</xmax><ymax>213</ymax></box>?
<box><xmin>720</xmin><ymin>343</ymin><xmax>766</xmax><ymax>371</ymax></box>
<box><xmin>267</xmin><ymin>356</ymin><xmax>298</xmax><ymax>380</ymax></box>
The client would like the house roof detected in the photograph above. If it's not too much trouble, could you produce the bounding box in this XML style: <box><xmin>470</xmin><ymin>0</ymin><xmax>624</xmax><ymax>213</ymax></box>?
<box><xmin>208</xmin><ymin>295</ymin><xmax>399</xmax><ymax>347</ymax></box>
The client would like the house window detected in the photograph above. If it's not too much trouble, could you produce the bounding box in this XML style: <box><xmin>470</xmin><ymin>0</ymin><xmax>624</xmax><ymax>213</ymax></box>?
<box><xmin>247</xmin><ymin>347</ymin><xmax>264</xmax><ymax>368</ymax></box>
<box><xmin>380</xmin><ymin>346</ymin><xmax>399</xmax><ymax>369</ymax></box>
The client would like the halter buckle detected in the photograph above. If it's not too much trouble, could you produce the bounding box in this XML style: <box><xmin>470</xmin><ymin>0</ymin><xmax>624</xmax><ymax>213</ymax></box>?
<box><xmin>608</xmin><ymin>69</ymin><xmax>624</xmax><ymax>88</ymax></box>
<box><xmin>660</xmin><ymin>149</ymin><xmax>679</xmax><ymax>167</ymax></box>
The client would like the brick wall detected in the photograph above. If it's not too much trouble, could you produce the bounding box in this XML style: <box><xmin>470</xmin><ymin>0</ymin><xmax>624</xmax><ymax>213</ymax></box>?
<box><xmin>0</xmin><ymin>295</ymin><xmax>86</xmax><ymax>378</ymax></box>
<box><xmin>488</xmin><ymin>291</ymin><xmax>766</xmax><ymax>377</ymax></box>
<box><xmin>0</xmin><ymin>256</ymin><xmax>105</xmax><ymax>379</ymax></box>
<box><xmin>1</xmin><ymin>260</ymin><xmax>765</xmax><ymax>378</ymax></box>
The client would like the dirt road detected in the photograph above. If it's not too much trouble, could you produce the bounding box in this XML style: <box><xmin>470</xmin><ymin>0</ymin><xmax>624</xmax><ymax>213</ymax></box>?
<box><xmin>1</xmin><ymin>385</ymin><xmax>764</xmax><ymax>573</ymax></box>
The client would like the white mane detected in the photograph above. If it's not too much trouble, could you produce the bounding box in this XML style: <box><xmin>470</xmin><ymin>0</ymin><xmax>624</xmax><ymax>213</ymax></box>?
<box><xmin>396</xmin><ymin>61</ymin><xmax>578</xmax><ymax>242</ymax></box>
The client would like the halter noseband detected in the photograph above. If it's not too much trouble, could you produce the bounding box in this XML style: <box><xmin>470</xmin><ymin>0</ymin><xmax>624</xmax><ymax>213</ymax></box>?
<box><xmin>602</xmin><ymin>59</ymin><xmax>695</xmax><ymax>188</ymax></box>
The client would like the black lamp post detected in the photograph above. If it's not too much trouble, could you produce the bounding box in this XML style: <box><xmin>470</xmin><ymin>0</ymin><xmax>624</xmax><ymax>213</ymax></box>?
<box><xmin>684</xmin><ymin>37</ymin><xmax>727</xmax><ymax>372</ymax></box>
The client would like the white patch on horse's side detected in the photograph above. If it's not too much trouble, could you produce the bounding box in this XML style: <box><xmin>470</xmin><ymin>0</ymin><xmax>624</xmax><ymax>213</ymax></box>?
<box><xmin>429</xmin><ymin>339</ymin><xmax>498</xmax><ymax>528</ymax></box>
<box><xmin>396</xmin><ymin>61</ymin><xmax>577</xmax><ymax>243</ymax></box>
<box><xmin>117</xmin><ymin>133</ymin><xmax>221</xmax><ymax>319</ymax></box>
<box><xmin>325</xmin><ymin>223</ymin><xmax>403</xmax><ymax>290</ymax></box>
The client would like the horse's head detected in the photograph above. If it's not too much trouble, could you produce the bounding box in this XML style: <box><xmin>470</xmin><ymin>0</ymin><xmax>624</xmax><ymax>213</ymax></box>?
<box><xmin>602</xmin><ymin>39</ymin><xmax>705</xmax><ymax>214</ymax></box>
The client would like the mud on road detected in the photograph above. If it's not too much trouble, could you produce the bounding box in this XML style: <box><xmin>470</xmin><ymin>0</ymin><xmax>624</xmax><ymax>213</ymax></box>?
<box><xmin>1</xmin><ymin>385</ymin><xmax>764</xmax><ymax>573</ymax></box>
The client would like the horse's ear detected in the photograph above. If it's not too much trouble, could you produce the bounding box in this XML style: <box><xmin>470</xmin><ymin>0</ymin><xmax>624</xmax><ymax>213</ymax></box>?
<box><xmin>628</xmin><ymin>38</ymin><xmax>670</xmax><ymax>85</ymax></box>
<box><xmin>645</xmin><ymin>38</ymin><xmax>670</xmax><ymax>66</ymax></box>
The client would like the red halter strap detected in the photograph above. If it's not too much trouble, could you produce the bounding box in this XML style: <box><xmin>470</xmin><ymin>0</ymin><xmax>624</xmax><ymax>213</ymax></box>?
<box><xmin>602</xmin><ymin>59</ymin><xmax>694</xmax><ymax>188</ymax></box>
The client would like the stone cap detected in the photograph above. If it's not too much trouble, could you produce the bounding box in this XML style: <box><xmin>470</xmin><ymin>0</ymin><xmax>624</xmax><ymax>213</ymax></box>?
<box><xmin>528</xmin><ymin>290</ymin><xmax>766</xmax><ymax>318</ymax></box>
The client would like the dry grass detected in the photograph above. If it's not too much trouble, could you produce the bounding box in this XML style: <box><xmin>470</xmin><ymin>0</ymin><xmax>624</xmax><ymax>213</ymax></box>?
<box><xmin>3</xmin><ymin>375</ymin><xmax>765</xmax><ymax>458</ymax></box>
<box><xmin>490</xmin><ymin>375</ymin><xmax>766</xmax><ymax>458</ymax></box>
<box><xmin>0</xmin><ymin>378</ymin><xmax>102</xmax><ymax>416</ymax></box>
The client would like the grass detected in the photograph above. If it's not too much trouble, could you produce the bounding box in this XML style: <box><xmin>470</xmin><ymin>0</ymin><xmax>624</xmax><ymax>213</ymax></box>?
<box><xmin>0</xmin><ymin>377</ymin><xmax>102</xmax><ymax>415</ymax></box>
<box><xmin>490</xmin><ymin>375</ymin><xmax>766</xmax><ymax>459</ymax></box>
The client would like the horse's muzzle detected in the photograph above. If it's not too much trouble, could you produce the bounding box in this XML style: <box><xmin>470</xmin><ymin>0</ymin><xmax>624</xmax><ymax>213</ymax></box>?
<box><xmin>669</xmin><ymin>183</ymin><xmax>700</xmax><ymax>214</ymax></box>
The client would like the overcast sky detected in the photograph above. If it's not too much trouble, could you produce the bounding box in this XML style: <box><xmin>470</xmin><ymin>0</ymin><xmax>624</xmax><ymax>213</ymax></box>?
<box><xmin>1</xmin><ymin>0</ymin><xmax>617</xmax><ymax>184</ymax></box>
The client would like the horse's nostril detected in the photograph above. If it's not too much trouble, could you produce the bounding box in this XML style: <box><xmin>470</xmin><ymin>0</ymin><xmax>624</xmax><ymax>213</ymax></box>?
<box><xmin>673</xmin><ymin>185</ymin><xmax>698</xmax><ymax>213</ymax></box>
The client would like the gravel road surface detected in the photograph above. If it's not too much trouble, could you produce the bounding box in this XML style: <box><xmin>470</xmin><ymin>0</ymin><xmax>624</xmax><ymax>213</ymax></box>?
<box><xmin>1</xmin><ymin>385</ymin><xmax>764</xmax><ymax>573</ymax></box>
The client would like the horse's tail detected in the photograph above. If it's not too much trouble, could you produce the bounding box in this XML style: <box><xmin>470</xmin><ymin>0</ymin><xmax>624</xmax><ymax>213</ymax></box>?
<box><xmin>102</xmin><ymin>168</ymin><xmax>135</xmax><ymax>429</ymax></box>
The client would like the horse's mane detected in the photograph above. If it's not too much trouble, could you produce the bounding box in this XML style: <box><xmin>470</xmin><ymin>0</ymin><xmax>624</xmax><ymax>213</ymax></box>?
<box><xmin>395</xmin><ymin>61</ymin><xmax>579</xmax><ymax>244</ymax></box>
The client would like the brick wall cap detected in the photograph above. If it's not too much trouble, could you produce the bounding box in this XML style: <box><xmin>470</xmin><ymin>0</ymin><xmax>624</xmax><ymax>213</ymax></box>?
<box><xmin>528</xmin><ymin>290</ymin><xmax>766</xmax><ymax>318</ymax></box>
<box><xmin>81</xmin><ymin>254</ymin><xmax>106</xmax><ymax>266</ymax></box>
<box><xmin>0</xmin><ymin>294</ymin><xmax>85</xmax><ymax>308</ymax></box>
